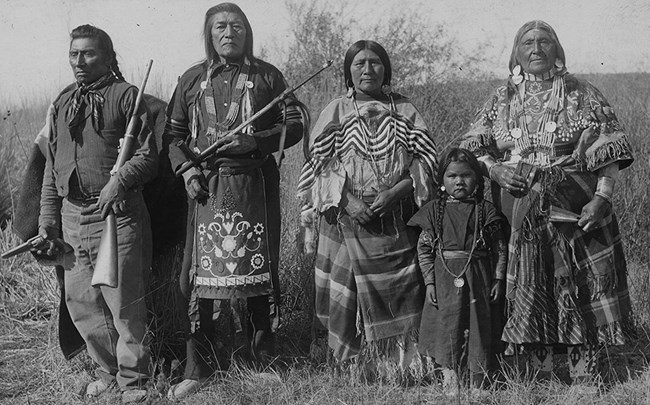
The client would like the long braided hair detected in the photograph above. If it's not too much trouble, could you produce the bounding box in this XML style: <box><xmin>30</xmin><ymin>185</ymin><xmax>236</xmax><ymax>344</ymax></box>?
<box><xmin>433</xmin><ymin>148</ymin><xmax>485</xmax><ymax>246</ymax></box>
<box><xmin>70</xmin><ymin>24</ymin><xmax>125</xmax><ymax>81</ymax></box>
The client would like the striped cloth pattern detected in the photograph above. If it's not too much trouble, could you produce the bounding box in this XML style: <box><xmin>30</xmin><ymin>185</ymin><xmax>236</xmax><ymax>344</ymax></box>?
<box><xmin>297</xmin><ymin>95</ymin><xmax>437</xmax><ymax>206</ymax></box>
<box><xmin>501</xmin><ymin>167</ymin><xmax>633</xmax><ymax>347</ymax></box>
<box><xmin>308</xmin><ymin>114</ymin><xmax>435</xmax><ymax>167</ymax></box>
<box><xmin>314</xmin><ymin>209</ymin><xmax>424</xmax><ymax>361</ymax></box>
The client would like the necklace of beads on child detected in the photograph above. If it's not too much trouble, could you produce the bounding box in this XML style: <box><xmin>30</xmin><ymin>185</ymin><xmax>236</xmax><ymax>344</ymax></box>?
<box><xmin>437</xmin><ymin>200</ymin><xmax>480</xmax><ymax>293</ymax></box>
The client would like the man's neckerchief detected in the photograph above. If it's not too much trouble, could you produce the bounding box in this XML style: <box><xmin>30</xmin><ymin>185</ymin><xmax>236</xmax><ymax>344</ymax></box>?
<box><xmin>191</xmin><ymin>58</ymin><xmax>251</xmax><ymax>146</ymax></box>
<box><xmin>67</xmin><ymin>72</ymin><xmax>115</xmax><ymax>133</ymax></box>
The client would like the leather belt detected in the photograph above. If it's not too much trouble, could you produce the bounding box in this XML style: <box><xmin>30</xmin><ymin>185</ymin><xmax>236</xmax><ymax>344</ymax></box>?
<box><xmin>66</xmin><ymin>196</ymin><xmax>98</xmax><ymax>206</ymax></box>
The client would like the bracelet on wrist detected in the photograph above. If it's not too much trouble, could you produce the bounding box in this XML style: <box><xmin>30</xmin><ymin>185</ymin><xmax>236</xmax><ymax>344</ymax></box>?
<box><xmin>594</xmin><ymin>191</ymin><xmax>612</xmax><ymax>205</ymax></box>
<box><xmin>488</xmin><ymin>163</ymin><xmax>502</xmax><ymax>180</ymax></box>
<box><xmin>595</xmin><ymin>176</ymin><xmax>614</xmax><ymax>203</ymax></box>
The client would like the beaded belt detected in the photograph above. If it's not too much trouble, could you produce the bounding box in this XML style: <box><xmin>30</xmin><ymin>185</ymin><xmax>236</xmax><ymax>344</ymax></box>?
<box><xmin>553</xmin><ymin>143</ymin><xmax>574</xmax><ymax>156</ymax></box>
<box><xmin>504</xmin><ymin>143</ymin><xmax>574</xmax><ymax>161</ymax></box>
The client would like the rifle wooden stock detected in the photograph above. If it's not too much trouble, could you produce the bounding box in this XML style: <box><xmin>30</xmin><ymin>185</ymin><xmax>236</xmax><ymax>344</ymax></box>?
<box><xmin>92</xmin><ymin>212</ymin><xmax>118</xmax><ymax>287</ymax></box>
<box><xmin>175</xmin><ymin>60</ymin><xmax>333</xmax><ymax>177</ymax></box>
<box><xmin>92</xmin><ymin>59</ymin><xmax>153</xmax><ymax>288</ymax></box>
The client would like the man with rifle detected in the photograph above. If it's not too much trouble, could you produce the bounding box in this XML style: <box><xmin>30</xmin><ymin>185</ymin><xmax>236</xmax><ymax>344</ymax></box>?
<box><xmin>38</xmin><ymin>25</ymin><xmax>157</xmax><ymax>403</ymax></box>
<box><xmin>165</xmin><ymin>3</ymin><xmax>306</xmax><ymax>400</ymax></box>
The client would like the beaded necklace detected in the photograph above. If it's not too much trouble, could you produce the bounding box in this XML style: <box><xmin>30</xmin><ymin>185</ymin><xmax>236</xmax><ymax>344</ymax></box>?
<box><xmin>437</xmin><ymin>199</ymin><xmax>480</xmax><ymax>293</ymax></box>
<box><xmin>509</xmin><ymin>69</ymin><xmax>566</xmax><ymax>167</ymax></box>
<box><xmin>191</xmin><ymin>58</ymin><xmax>252</xmax><ymax>146</ymax></box>
<box><xmin>352</xmin><ymin>93</ymin><xmax>397</xmax><ymax>190</ymax></box>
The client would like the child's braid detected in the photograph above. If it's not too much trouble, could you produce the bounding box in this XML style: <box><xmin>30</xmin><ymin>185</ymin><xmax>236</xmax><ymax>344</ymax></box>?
<box><xmin>434</xmin><ymin>187</ymin><xmax>447</xmax><ymax>243</ymax></box>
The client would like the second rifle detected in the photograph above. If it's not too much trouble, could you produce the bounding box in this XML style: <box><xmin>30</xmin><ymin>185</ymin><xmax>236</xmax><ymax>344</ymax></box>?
<box><xmin>92</xmin><ymin>59</ymin><xmax>154</xmax><ymax>288</ymax></box>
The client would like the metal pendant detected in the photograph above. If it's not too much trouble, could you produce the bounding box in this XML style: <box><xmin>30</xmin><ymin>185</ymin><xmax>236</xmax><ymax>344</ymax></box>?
<box><xmin>511</xmin><ymin>127</ymin><xmax>523</xmax><ymax>139</ymax></box>
<box><xmin>453</xmin><ymin>278</ymin><xmax>465</xmax><ymax>288</ymax></box>
<box><xmin>545</xmin><ymin>121</ymin><xmax>557</xmax><ymax>133</ymax></box>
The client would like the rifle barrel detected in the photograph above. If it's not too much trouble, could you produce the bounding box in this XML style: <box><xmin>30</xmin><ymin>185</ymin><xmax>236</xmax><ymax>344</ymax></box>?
<box><xmin>174</xmin><ymin>60</ymin><xmax>333</xmax><ymax>177</ymax></box>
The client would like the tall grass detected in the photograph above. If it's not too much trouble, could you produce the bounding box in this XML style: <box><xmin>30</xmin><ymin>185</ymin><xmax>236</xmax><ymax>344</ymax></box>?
<box><xmin>1</xmin><ymin>72</ymin><xmax>649</xmax><ymax>404</ymax></box>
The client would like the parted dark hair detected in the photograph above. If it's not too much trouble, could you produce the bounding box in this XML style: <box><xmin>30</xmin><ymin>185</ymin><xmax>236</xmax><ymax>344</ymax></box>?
<box><xmin>70</xmin><ymin>24</ymin><xmax>124</xmax><ymax>81</ymax></box>
<box><xmin>433</xmin><ymin>147</ymin><xmax>485</xmax><ymax>242</ymax></box>
<box><xmin>203</xmin><ymin>3</ymin><xmax>254</xmax><ymax>64</ymax></box>
<box><xmin>436</xmin><ymin>147</ymin><xmax>484</xmax><ymax>200</ymax></box>
<box><xmin>343</xmin><ymin>40</ymin><xmax>392</xmax><ymax>89</ymax></box>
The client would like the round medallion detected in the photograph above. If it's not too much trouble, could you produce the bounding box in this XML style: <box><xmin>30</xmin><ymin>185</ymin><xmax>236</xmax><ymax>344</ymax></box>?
<box><xmin>453</xmin><ymin>278</ymin><xmax>465</xmax><ymax>288</ymax></box>
<box><xmin>200</xmin><ymin>81</ymin><xmax>207</xmax><ymax>90</ymax></box>
<box><xmin>545</xmin><ymin>121</ymin><xmax>557</xmax><ymax>133</ymax></box>
<box><xmin>511</xmin><ymin>127</ymin><xmax>523</xmax><ymax>139</ymax></box>
<box><xmin>512</xmin><ymin>75</ymin><xmax>523</xmax><ymax>85</ymax></box>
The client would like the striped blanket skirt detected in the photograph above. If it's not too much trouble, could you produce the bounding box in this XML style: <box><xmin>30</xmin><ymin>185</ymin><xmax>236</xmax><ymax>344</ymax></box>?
<box><xmin>314</xmin><ymin>204</ymin><xmax>424</xmax><ymax>361</ymax></box>
<box><xmin>499</xmin><ymin>164</ymin><xmax>634</xmax><ymax>347</ymax></box>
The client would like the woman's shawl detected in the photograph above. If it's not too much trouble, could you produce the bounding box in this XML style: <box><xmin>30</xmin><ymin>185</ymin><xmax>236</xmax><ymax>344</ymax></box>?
<box><xmin>297</xmin><ymin>93</ymin><xmax>437</xmax><ymax>212</ymax></box>
<box><xmin>461</xmin><ymin>74</ymin><xmax>633</xmax><ymax>171</ymax></box>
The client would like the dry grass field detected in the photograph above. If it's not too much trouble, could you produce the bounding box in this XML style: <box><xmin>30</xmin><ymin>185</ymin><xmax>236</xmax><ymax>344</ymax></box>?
<box><xmin>1</xmin><ymin>71</ymin><xmax>649</xmax><ymax>404</ymax></box>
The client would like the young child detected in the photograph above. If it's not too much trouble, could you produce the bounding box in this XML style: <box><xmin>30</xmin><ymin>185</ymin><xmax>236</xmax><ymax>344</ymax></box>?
<box><xmin>408</xmin><ymin>148</ymin><xmax>507</xmax><ymax>396</ymax></box>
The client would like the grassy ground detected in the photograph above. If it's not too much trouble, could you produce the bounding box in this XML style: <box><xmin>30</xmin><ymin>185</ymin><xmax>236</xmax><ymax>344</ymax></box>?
<box><xmin>1</xmin><ymin>73</ymin><xmax>649</xmax><ymax>404</ymax></box>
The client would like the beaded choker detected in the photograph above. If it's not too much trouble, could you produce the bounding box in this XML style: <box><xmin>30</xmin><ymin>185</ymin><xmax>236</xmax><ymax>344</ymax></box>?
<box><xmin>523</xmin><ymin>69</ymin><xmax>555</xmax><ymax>82</ymax></box>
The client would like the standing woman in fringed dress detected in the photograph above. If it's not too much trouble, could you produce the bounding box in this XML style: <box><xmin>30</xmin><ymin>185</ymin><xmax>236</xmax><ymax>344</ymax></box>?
<box><xmin>461</xmin><ymin>20</ymin><xmax>635</xmax><ymax>382</ymax></box>
<box><xmin>297</xmin><ymin>40</ymin><xmax>438</xmax><ymax>378</ymax></box>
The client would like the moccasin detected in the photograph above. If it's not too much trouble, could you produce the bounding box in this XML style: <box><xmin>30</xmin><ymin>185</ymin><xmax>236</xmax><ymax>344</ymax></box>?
<box><xmin>167</xmin><ymin>379</ymin><xmax>202</xmax><ymax>401</ymax></box>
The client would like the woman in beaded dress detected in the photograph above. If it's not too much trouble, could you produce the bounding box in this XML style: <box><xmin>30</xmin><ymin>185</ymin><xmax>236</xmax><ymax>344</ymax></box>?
<box><xmin>461</xmin><ymin>20</ymin><xmax>634</xmax><ymax>381</ymax></box>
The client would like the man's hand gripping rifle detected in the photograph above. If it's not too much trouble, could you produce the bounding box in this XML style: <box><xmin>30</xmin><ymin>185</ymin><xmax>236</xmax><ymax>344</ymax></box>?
<box><xmin>174</xmin><ymin>60</ymin><xmax>333</xmax><ymax>177</ymax></box>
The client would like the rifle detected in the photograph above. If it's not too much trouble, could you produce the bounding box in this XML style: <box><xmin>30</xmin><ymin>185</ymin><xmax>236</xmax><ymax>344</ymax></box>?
<box><xmin>92</xmin><ymin>60</ymin><xmax>153</xmax><ymax>288</ymax></box>
<box><xmin>174</xmin><ymin>60</ymin><xmax>333</xmax><ymax>177</ymax></box>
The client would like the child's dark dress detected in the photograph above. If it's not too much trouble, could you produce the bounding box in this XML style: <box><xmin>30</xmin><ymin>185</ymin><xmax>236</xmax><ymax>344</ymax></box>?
<box><xmin>408</xmin><ymin>198</ymin><xmax>507</xmax><ymax>374</ymax></box>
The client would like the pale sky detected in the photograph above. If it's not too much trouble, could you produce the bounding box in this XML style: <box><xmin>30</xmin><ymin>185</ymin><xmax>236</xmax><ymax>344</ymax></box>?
<box><xmin>1</xmin><ymin>0</ymin><xmax>649</xmax><ymax>107</ymax></box>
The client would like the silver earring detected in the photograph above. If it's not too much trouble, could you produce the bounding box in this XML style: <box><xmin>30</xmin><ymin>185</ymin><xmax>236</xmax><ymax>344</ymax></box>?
<box><xmin>512</xmin><ymin>65</ymin><xmax>523</xmax><ymax>85</ymax></box>
<box><xmin>346</xmin><ymin>79</ymin><xmax>355</xmax><ymax>98</ymax></box>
